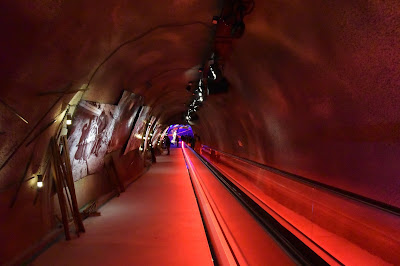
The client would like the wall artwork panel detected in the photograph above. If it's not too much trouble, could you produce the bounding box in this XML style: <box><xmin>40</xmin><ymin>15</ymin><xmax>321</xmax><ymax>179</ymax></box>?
<box><xmin>67</xmin><ymin>101</ymin><xmax>116</xmax><ymax>181</ymax></box>
<box><xmin>107</xmin><ymin>91</ymin><xmax>142</xmax><ymax>153</ymax></box>
<box><xmin>124</xmin><ymin>106</ymin><xmax>150</xmax><ymax>155</ymax></box>
<box><xmin>143</xmin><ymin>116</ymin><xmax>156</xmax><ymax>151</ymax></box>
<box><xmin>151</xmin><ymin>124</ymin><xmax>162</xmax><ymax>147</ymax></box>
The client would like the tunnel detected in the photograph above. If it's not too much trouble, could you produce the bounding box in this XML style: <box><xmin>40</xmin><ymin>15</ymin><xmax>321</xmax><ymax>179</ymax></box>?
<box><xmin>1</xmin><ymin>0</ymin><xmax>400</xmax><ymax>265</ymax></box>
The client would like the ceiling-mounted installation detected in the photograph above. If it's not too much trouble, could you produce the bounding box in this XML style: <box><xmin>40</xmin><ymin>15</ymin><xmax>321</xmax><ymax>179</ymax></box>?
<box><xmin>185</xmin><ymin>74</ymin><xmax>206</xmax><ymax>123</ymax></box>
<box><xmin>182</xmin><ymin>0</ymin><xmax>256</xmax><ymax>124</ymax></box>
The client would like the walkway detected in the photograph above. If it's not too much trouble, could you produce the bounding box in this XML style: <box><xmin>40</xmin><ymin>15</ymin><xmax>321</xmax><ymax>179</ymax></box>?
<box><xmin>33</xmin><ymin>148</ymin><xmax>213</xmax><ymax>266</ymax></box>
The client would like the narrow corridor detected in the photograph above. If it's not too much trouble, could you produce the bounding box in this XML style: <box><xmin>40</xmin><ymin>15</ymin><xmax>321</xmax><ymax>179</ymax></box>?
<box><xmin>33</xmin><ymin>149</ymin><xmax>213</xmax><ymax>266</ymax></box>
<box><xmin>1</xmin><ymin>1</ymin><xmax>400</xmax><ymax>264</ymax></box>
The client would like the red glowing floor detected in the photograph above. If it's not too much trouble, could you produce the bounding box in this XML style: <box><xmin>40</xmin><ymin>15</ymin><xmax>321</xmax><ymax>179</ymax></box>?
<box><xmin>33</xmin><ymin>148</ymin><xmax>213</xmax><ymax>266</ymax></box>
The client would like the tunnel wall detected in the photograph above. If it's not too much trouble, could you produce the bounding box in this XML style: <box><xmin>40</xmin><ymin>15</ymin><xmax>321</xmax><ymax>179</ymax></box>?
<box><xmin>0</xmin><ymin>146</ymin><xmax>146</xmax><ymax>265</ymax></box>
<box><xmin>0</xmin><ymin>94</ymin><xmax>147</xmax><ymax>265</ymax></box>
<box><xmin>0</xmin><ymin>0</ymin><xmax>215</xmax><ymax>264</ymax></box>
<box><xmin>195</xmin><ymin>0</ymin><xmax>400</xmax><ymax>208</ymax></box>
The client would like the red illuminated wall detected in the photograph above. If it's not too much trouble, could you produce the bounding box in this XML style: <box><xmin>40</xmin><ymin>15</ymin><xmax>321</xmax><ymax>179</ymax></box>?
<box><xmin>193</xmin><ymin>1</ymin><xmax>400</xmax><ymax>208</ymax></box>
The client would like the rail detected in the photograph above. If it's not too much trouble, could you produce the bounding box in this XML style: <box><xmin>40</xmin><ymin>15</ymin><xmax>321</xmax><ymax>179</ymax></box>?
<box><xmin>199</xmin><ymin>145</ymin><xmax>400</xmax><ymax>265</ymax></box>
<box><xmin>182</xmin><ymin>142</ymin><xmax>332</xmax><ymax>265</ymax></box>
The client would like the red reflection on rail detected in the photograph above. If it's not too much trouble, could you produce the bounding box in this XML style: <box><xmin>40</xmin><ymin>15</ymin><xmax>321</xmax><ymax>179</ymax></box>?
<box><xmin>183</xmin><ymin>143</ymin><xmax>295</xmax><ymax>265</ymax></box>
<box><xmin>200</xmin><ymin>145</ymin><xmax>400</xmax><ymax>265</ymax></box>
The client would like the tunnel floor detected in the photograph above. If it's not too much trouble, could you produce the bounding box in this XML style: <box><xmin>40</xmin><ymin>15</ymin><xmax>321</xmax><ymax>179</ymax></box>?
<box><xmin>33</xmin><ymin>148</ymin><xmax>213</xmax><ymax>266</ymax></box>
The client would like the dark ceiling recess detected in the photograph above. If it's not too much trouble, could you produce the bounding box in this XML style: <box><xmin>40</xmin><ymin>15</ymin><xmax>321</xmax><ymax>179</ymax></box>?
<box><xmin>186</xmin><ymin>81</ymin><xmax>193</xmax><ymax>92</ymax></box>
<box><xmin>208</xmin><ymin>77</ymin><xmax>229</xmax><ymax>95</ymax></box>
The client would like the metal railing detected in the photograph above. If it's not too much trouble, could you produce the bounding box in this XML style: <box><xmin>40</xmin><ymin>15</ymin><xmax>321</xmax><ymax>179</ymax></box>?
<box><xmin>199</xmin><ymin>145</ymin><xmax>400</xmax><ymax>265</ymax></box>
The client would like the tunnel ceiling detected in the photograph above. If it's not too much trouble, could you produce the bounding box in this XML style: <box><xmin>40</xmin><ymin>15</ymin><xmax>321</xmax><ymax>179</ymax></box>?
<box><xmin>0</xmin><ymin>0</ymin><xmax>220</xmax><ymax>129</ymax></box>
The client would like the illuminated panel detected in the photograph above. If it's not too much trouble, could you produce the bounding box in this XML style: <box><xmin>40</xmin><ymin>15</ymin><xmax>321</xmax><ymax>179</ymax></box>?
<box><xmin>124</xmin><ymin>106</ymin><xmax>150</xmax><ymax>154</ymax></box>
<box><xmin>67</xmin><ymin>101</ymin><xmax>116</xmax><ymax>181</ymax></box>
<box><xmin>107</xmin><ymin>91</ymin><xmax>142</xmax><ymax>153</ymax></box>
<box><xmin>143</xmin><ymin>116</ymin><xmax>156</xmax><ymax>151</ymax></box>
<box><xmin>151</xmin><ymin>124</ymin><xmax>162</xmax><ymax>147</ymax></box>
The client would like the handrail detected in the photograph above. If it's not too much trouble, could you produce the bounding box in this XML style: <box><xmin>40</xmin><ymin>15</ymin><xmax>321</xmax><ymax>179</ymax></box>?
<box><xmin>184</xmin><ymin>143</ymin><xmax>331</xmax><ymax>265</ymax></box>
<box><xmin>182</xmin><ymin>143</ymin><xmax>239</xmax><ymax>266</ymax></box>
<box><xmin>201</xmin><ymin>145</ymin><xmax>400</xmax><ymax>216</ymax></box>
